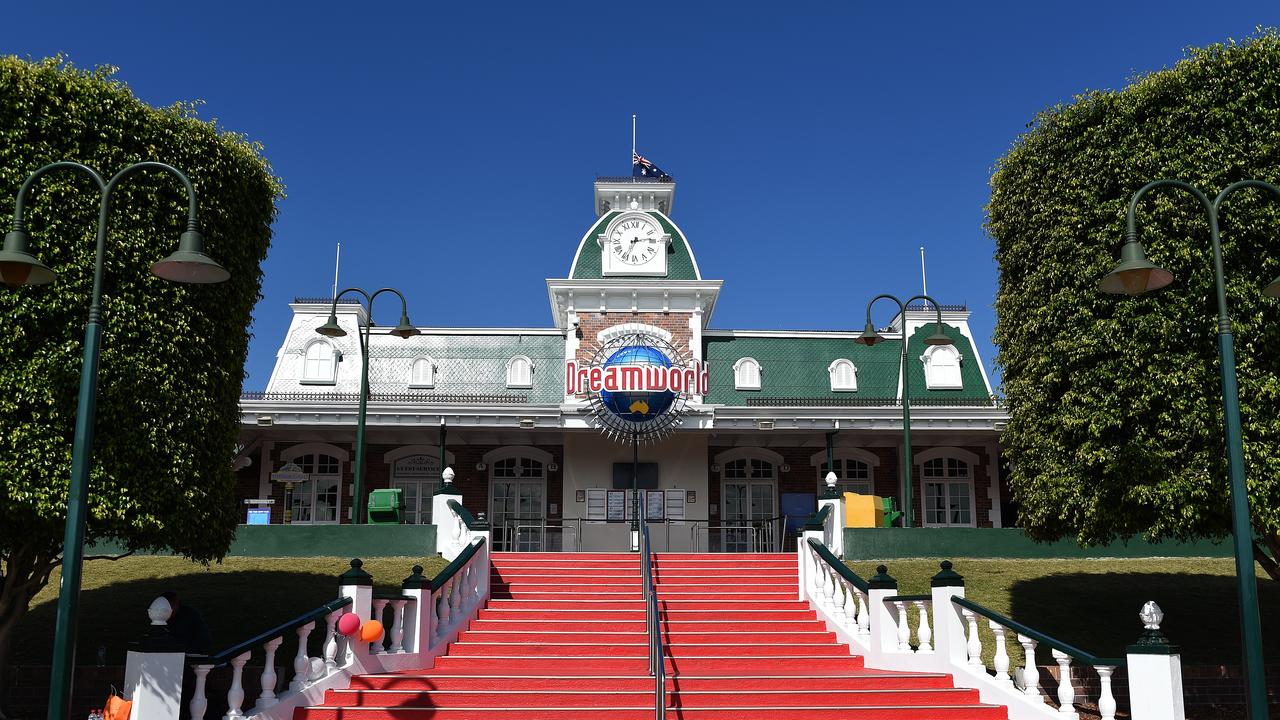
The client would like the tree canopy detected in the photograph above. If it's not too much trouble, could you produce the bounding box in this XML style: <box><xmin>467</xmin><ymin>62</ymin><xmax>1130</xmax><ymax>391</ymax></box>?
<box><xmin>0</xmin><ymin>56</ymin><xmax>282</xmax><ymax>711</ymax></box>
<box><xmin>988</xmin><ymin>31</ymin><xmax>1280</xmax><ymax>578</ymax></box>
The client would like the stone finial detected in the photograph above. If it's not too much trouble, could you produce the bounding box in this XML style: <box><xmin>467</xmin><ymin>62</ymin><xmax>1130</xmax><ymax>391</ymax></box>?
<box><xmin>931</xmin><ymin>559</ymin><xmax>965</xmax><ymax>587</ymax></box>
<box><xmin>402</xmin><ymin>564</ymin><xmax>428</xmax><ymax>590</ymax></box>
<box><xmin>339</xmin><ymin>558</ymin><xmax>374</xmax><ymax>586</ymax></box>
<box><xmin>1140</xmin><ymin>600</ymin><xmax>1164</xmax><ymax>630</ymax></box>
<box><xmin>442</xmin><ymin>467</ymin><xmax>455</xmax><ymax>485</ymax></box>
<box><xmin>825</xmin><ymin>472</ymin><xmax>838</xmax><ymax>489</ymax></box>
<box><xmin>868</xmin><ymin>564</ymin><xmax>898</xmax><ymax>590</ymax></box>
<box><xmin>147</xmin><ymin>596</ymin><xmax>173</xmax><ymax>626</ymax></box>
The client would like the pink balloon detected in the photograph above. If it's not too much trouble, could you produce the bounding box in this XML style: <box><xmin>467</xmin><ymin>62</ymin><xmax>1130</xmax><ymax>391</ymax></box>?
<box><xmin>337</xmin><ymin>612</ymin><xmax>361</xmax><ymax>636</ymax></box>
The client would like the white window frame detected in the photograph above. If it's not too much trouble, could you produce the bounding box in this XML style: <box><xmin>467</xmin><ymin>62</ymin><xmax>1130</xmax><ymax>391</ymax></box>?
<box><xmin>506</xmin><ymin>355</ymin><xmax>534</xmax><ymax>389</ymax></box>
<box><xmin>409</xmin><ymin>356</ymin><xmax>436</xmax><ymax>389</ymax></box>
<box><xmin>828</xmin><ymin>359</ymin><xmax>858</xmax><ymax>392</ymax></box>
<box><xmin>283</xmin><ymin>453</ymin><xmax>342</xmax><ymax>525</ymax></box>
<box><xmin>810</xmin><ymin>448</ymin><xmax>879</xmax><ymax>496</ymax></box>
<box><xmin>920</xmin><ymin>455</ymin><xmax>976</xmax><ymax>528</ymax></box>
<box><xmin>921</xmin><ymin>344</ymin><xmax>964</xmax><ymax>390</ymax></box>
<box><xmin>300</xmin><ymin>340</ymin><xmax>338</xmax><ymax>385</ymax></box>
<box><xmin>733</xmin><ymin>357</ymin><xmax>762</xmax><ymax>391</ymax></box>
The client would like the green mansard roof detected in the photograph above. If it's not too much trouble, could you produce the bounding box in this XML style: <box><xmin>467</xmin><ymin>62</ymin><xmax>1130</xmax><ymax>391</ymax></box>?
<box><xmin>367</xmin><ymin>333</ymin><xmax>565</xmax><ymax>404</ymax></box>
<box><xmin>569</xmin><ymin>211</ymin><xmax>701</xmax><ymax>280</ymax></box>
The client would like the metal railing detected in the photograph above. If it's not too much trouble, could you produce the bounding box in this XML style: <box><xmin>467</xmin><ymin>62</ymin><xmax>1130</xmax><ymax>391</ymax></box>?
<box><xmin>688</xmin><ymin>517</ymin><xmax>786</xmax><ymax>553</ymax></box>
<box><xmin>640</xmin><ymin>503</ymin><xmax>667</xmax><ymax>720</ymax></box>
<box><xmin>240</xmin><ymin>390</ymin><xmax>529</xmax><ymax>404</ymax></box>
<box><xmin>746</xmin><ymin>396</ymin><xmax>1002</xmax><ymax>408</ymax></box>
<box><xmin>512</xmin><ymin>519</ymin><xmax>582</xmax><ymax>552</ymax></box>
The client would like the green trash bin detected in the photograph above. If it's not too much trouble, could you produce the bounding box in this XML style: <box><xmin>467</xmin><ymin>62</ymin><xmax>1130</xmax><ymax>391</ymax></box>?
<box><xmin>882</xmin><ymin>497</ymin><xmax>903</xmax><ymax>528</ymax></box>
<box><xmin>367</xmin><ymin>488</ymin><xmax>404</xmax><ymax>524</ymax></box>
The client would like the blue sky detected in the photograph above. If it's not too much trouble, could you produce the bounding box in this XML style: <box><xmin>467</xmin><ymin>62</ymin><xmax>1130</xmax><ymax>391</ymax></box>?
<box><xmin>4</xmin><ymin>2</ymin><xmax>1278</xmax><ymax>390</ymax></box>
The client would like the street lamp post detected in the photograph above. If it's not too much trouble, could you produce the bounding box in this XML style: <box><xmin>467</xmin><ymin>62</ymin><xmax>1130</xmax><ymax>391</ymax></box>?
<box><xmin>0</xmin><ymin>161</ymin><xmax>229</xmax><ymax>720</ymax></box>
<box><xmin>1102</xmin><ymin>178</ymin><xmax>1280</xmax><ymax>720</ymax></box>
<box><xmin>854</xmin><ymin>294</ymin><xmax>954</xmax><ymax>528</ymax></box>
<box><xmin>316</xmin><ymin>288</ymin><xmax>420</xmax><ymax>524</ymax></box>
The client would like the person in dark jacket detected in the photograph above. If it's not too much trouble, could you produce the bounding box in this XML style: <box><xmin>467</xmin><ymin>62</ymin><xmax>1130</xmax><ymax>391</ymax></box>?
<box><xmin>161</xmin><ymin>590</ymin><xmax>211</xmax><ymax>655</ymax></box>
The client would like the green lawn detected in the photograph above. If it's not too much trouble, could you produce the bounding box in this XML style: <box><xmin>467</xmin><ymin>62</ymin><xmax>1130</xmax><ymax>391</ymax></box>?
<box><xmin>843</xmin><ymin>557</ymin><xmax>1280</xmax><ymax>671</ymax></box>
<box><xmin>16</xmin><ymin>555</ymin><xmax>449</xmax><ymax>666</ymax></box>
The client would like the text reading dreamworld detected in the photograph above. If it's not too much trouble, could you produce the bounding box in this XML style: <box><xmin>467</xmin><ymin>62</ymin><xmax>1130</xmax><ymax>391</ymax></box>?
<box><xmin>565</xmin><ymin>361</ymin><xmax>710</xmax><ymax>396</ymax></box>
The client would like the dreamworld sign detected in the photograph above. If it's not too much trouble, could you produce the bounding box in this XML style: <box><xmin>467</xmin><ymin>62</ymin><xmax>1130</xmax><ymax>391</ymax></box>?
<box><xmin>565</xmin><ymin>358</ymin><xmax>709</xmax><ymax>397</ymax></box>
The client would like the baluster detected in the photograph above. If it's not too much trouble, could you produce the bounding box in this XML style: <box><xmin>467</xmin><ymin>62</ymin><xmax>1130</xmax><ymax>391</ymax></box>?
<box><xmin>809</xmin><ymin>548</ymin><xmax>824</xmax><ymax>601</ymax></box>
<box><xmin>893</xmin><ymin>600</ymin><xmax>910</xmax><ymax>651</ymax></box>
<box><xmin>988</xmin><ymin>621</ymin><xmax>1012</xmax><ymax>685</ymax></box>
<box><xmin>820</xmin><ymin>568</ymin><xmax>836</xmax><ymax>610</ymax></box>
<box><xmin>838</xmin><ymin>581</ymin><xmax>857</xmax><ymax>627</ymax></box>
<box><xmin>1095</xmin><ymin>665</ymin><xmax>1117</xmax><ymax>720</ymax></box>
<box><xmin>448</xmin><ymin>572</ymin><xmax>464</xmax><ymax>622</ymax></box>
<box><xmin>322</xmin><ymin>611</ymin><xmax>340</xmax><ymax>672</ymax></box>
<box><xmin>856</xmin><ymin>591</ymin><xmax>871</xmax><ymax>637</ymax></box>
<box><xmin>436</xmin><ymin>583</ymin><xmax>453</xmax><ymax>640</ymax></box>
<box><xmin>370</xmin><ymin>599</ymin><xmax>389</xmax><ymax>654</ymax></box>
<box><xmin>390</xmin><ymin>600</ymin><xmax>408</xmax><ymax>653</ymax></box>
<box><xmin>1051</xmin><ymin>648</ymin><xmax>1076</xmax><ymax>714</ymax></box>
<box><xmin>190</xmin><ymin>663</ymin><xmax>213</xmax><ymax>720</ymax></box>
<box><xmin>291</xmin><ymin>621</ymin><xmax>315</xmax><ymax>691</ymax></box>
<box><xmin>1017</xmin><ymin>634</ymin><xmax>1042</xmax><ymax>698</ymax></box>
<box><xmin>962</xmin><ymin>608</ymin><xmax>983</xmax><ymax>666</ymax></box>
<box><xmin>430</xmin><ymin>587</ymin><xmax>443</xmax><ymax>646</ymax></box>
<box><xmin>914</xmin><ymin>600</ymin><xmax>932</xmax><ymax>652</ymax></box>
<box><xmin>254</xmin><ymin>636</ymin><xmax>283</xmax><ymax>710</ymax></box>
<box><xmin>222</xmin><ymin>651</ymin><xmax>251</xmax><ymax>719</ymax></box>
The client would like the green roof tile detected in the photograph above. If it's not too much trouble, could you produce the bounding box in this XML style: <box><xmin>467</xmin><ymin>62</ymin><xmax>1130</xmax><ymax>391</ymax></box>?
<box><xmin>569</xmin><ymin>211</ymin><xmax>699</xmax><ymax>280</ymax></box>
<box><xmin>367</xmin><ymin>334</ymin><xmax>564</xmax><ymax>404</ymax></box>
<box><xmin>702</xmin><ymin>335</ymin><xmax>903</xmax><ymax>406</ymax></box>
<box><xmin>905</xmin><ymin>323</ymin><xmax>991</xmax><ymax>399</ymax></box>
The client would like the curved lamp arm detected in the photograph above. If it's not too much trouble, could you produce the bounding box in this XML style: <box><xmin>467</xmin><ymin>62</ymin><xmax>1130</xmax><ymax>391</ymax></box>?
<box><xmin>103</xmin><ymin>161</ymin><xmax>201</xmax><ymax>234</ymax></box>
<box><xmin>9</xmin><ymin>162</ymin><xmax>108</xmax><ymax>230</ymax></box>
<box><xmin>863</xmin><ymin>293</ymin><xmax>907</xmax><ymax>328</ymax></box>
<box><xmin>903</xmin><ymin>294</ymin><xmax>948</xmax><ymax>340</ymax></box>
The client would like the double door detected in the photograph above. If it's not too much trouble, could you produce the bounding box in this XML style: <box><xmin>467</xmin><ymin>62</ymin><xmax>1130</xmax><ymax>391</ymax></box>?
<box><xmin>492</xmin><ymin>479</ymin><xmax>546</xmax><ymax>551</ymax></box>
<box><xmin>722</xmin><ymin>480</ymin><xmax>776</xmax><ymax>552</ymax></box>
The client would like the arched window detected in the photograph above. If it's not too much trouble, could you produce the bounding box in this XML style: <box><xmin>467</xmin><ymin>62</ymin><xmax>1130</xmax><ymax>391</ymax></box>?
<box><xmin>506</xmin><ymin>355</ymin><xmax>534</xmax><ymax>389</ymax></box>
<box><xmin>811</xmin><ymin>448</ymin><xmax>878</xmax><ymax>496</ymax></box>
<box><xmin>921</xmin><ymin>345</ymin><xmax>963</xmax><ymax>390</ymax></box>
<box><xmin>287</xmin><ymin>453</ymin><xmax>342</xmax><ymax>524</ymax></box>
<box><xmin>733</xmin><ymin>357</ymin><xmax>761</xmax><ymax>390</ymax></box>
<box><xmin>302</xmin><ymin>341</ymin><xmax>337</xmax><ymax>384</ymax></box>
<box><xmin>410</xmin><ymin>357</ymin><xmax>435</xmax><ymax>388</ymax></box>
<box><xmin>828</xmin><ymin>359</ymin><xmax>858</xmax><ymax>391</ymax></box>
<box><xmin>921</xmin><ymin>456</ymin><xmax>974</xmax><ymax>527</ymax></box>
<box><xmin>485</xmin><ymin>447</ymin><xmax>552</xmax><ymax>551</ymax></box>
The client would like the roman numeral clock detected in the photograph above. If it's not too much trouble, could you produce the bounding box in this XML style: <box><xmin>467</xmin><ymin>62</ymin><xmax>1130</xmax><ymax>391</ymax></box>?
<box><xmin>597</xmin><ymin>211</ymin><xmax>672</xmax><ymax>276</ymax></box>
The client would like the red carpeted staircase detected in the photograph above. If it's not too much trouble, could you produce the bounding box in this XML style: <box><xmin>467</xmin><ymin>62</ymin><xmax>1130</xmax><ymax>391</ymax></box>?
<box><xmin>294</xmin><ymin>552</ymin><xmax>1006</xmax><ymax>718</ymax></box>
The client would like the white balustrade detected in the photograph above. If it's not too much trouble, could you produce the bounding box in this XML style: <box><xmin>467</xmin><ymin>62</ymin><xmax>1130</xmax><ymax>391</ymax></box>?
<box><xmin>913</xmin><ymin>600</ymin><xmax>932</xmax><ymax>652</ymax></box>
<box><xmin>390</xmin><ymin>599</ymin><xmax>408</xmax><ymax>653</ymax></box>
<box><xmin>894</xmin><ymin>601</ymin><xmax>911</xmax><ymax>651</ymax></box>
<box><xmin>1051</xmin><ymin>648</ymin><xmax>1077</xmax><ymax>716</ymax></box>
<box><xmin>989</xmin><ymin>620</ymin><xmax>1012</xmax><ymax>686</ymax></box>
<box><xmin>323</xmin><ymin>610</ymin><xmax>340</xmax><ymax>672</ymax></box>
<box><xmin>1017</xmin><ymin>633</ymin><xmax>1041</xmax><ymax>697</ymax></box>
<box><xmin>963</xmin><ymin>608</ymin><xmax>983</xmax><ymax>666</ymax></box>
<box><xmin>222</xmin><ymin>650</ymin><xmax>251</xmax><ymax>719</ymax></box>
<box><xmin>290</xmin><ymin>621</ymin><xmax>315</xmax><ymax>691</ymax></box>
<box><xmin>370</xmin><ymin>599</ymin><xmax>389</xmax><ymax>654</ymax></box>
<box><xmin>253</xmin><ymin>636</ymin><xmax>284</xmax><ymax>711</ymax></box>
<box><xmin>190</xmin><ymin>663</ymin><xmax>213</xmax><ymax>720</ymax></box>
<box><xmin>1095</xmin><ymin>665</ymin><xmax>1117</xmax><ymax>720</ymax></box>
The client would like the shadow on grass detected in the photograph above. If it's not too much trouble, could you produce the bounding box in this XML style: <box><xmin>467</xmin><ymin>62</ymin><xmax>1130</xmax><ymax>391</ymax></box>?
<box><xmin>1008</xmin><ymin>572</ymin><xmax>1280</xmax><ymax>666</ymax></box>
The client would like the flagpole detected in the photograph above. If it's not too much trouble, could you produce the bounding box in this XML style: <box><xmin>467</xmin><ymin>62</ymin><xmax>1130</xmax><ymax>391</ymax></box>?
<box><xmin>632</xmin><ymin>114</ymin><xmax>637</xmax><ymax>156</ymax></box>
<box><xmin>920</xmin><ymin>246</ymin><xmax>927</xmax><ymax>296</ymax></box>
<box><xmin>333</xmin><ymin>243</ymin><xmax>341</xmax><ymax>299</ymax></box>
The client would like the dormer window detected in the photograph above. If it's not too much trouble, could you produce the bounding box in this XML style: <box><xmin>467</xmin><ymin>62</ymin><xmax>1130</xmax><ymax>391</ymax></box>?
<box><xmin>301</xmin><ymin>340</ymin><xmax>337</xmax><ymax>385</ymax></box>
<box><xmin>922</xmin><ymin>345</ymin><xmax>963</xmax><ymax>389</ymax></box>
<box><xmin>507</xmin><ymin>355</ymin><xmax>534</xmax><ymax>389</ymax></box>
<box><xmin>733</xmin><ymin>357</ymin><xmax>761</xmax><ymax>391</ymax></box>
<box><xmin>828</xmin><ymin>359</ymin><xmax>857</xmax><ymax>391</ymax></box>
<box><xmin>410</xmin><ymin>357</ymin><xmax>435</xmax><ymax>388</ymax></box>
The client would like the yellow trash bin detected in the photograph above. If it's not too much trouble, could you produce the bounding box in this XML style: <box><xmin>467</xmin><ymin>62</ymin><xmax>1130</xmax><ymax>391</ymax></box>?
<box><xmin>844</xmin><ymin>492</ymin><xmax>885</xmax><ymax>528</ymax></box>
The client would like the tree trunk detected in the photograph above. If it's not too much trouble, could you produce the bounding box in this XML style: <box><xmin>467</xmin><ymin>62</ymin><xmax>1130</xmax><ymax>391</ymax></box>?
<box><xmin>0</xmin><ymin>544</ymin><xmax>56</xmax><ymax>720</ymax></box>
<box><xmin>1256</xmin><ymin>533</ymin><xmax>1280</xmax><ymax>583</ymax></box>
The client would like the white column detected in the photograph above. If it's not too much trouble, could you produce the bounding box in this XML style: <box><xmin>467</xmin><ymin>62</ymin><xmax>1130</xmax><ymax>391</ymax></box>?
<box><xmin>339</xmin><ymin>558</ymin><xmax>374</xmax><ymax>664</ymax></box>
<box><xmin>817</xmin><ymin>471</ymin><xmax>846</xmax><ymax>558</ymax></box>
<box><xmin>403</xmin><ymin>567</ymin><xmax>432</xmax><ymax>655</ymax></box>
<box><xmin>1127</xmin><ymin>601</ymin><xmax>1186</xmax><ymax>720</ymax></box>
<box><xmin>122</xmin><ymin>596</ymin><xmax>185</xmax><ymax>720</ymax></box>
<box><xmin>432</xmin><ymin>468</ymin><xmax>465</xmax><ymax>560</ymax></box>
<box><xmin>867</xmin><ymin>567</ymin><xmax>899</xmax><ymax>661</ymax></box>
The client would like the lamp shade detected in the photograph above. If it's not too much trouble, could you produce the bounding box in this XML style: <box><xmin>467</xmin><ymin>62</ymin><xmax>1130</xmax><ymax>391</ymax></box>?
<box><xmin>0</xmin><ymin>230</ymin><xmax>56</xmax><ymax>287</ymax></box>
<box><xmin>316</xmin><ymin>314</ymin><xmax>346</xmax><ymax>337</ymax></box>
<box><xmin>151</xmin><ymin>230</ymin><xmax>230</xmax><ymax>284</ymax></box>
<box><xmin>390</xmin><ymin>313</ymin><xmax>420</xmax><ymax>338</ymax></box>
<box><xmin>855</xmin><ymin>320</ymin><xmax>884</xmax><ymax>346</ymax></box>
<box><xmin>924</xmin><ymin>330</ymin><xmax>954</xmax><ymax>346</ymax></box>
<box><xmin>1264</xmin><ymin>274</ymin><xmax>1280</xmax><ymax>299</ymax></box>
<box><xmin>1099</xmin><ymin>241</ymin><xmax>1174</xmax><ymax>296</ymax></box>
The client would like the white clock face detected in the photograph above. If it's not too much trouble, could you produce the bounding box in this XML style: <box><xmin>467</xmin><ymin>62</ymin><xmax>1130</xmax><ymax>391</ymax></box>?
<box><xmin>608</xmin><ymin>216</ymin><xmax>661</xmax><ymax>266</ymax></box>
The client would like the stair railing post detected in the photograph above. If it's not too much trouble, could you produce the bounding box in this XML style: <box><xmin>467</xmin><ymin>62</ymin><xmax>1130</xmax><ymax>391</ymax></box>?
<box><xmin>338</xmin><ymin>558</ymin><xmax>374</xmax><ymax>665</ymax></box>
<box><xmin>1126</xmin><ymin>601</ymin><xmax>1186</xmax><ymax>720</ymax></box>
<box><xmin>929</xmin><ymin>560</ymin><xmax>968</xmax><ymax>670</ymax></box>
<box><xmin>867</xmin><ymin>565</ymin><xmax>899</xmax><ymax>663</ymax></box>
<box><xmin>817</xmin><ymin>471</ymin><xmax>846</xmax><ymax>557</ymax></box>
<box><xmin>432</xmin><ymin>467</ymin><xmax>465</xmax><ymax>560</ymax></box>
<box><xmin>402</xmin><ymin>564</ymin><xmax>431</xmax><ymax>655</ymax></box>
<box><xmin>122</xmin><ymin>596</ymin><xmax>187</xmax><ymax>720</ymax></box>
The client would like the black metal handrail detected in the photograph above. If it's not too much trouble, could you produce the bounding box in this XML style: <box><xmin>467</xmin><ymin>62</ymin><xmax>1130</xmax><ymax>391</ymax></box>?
<box><xmin>294</xmin><ymin>297</ymin><xmax>361</xmax><ymax>304</ymax></box>
<box><xmin>448</xmin><ymin>499</ymin><xmax>490</xmax><ymax>530</ymax></box>
<box><xmin>596</xmin><ymin>176</ymin><xmax>675</xmax><ymax>184</ymax></box>
<box><xmin>951</xmin><ymin>597</ymin><xmax>1125</xmax><ymax>667</ymax></box>
<box><xmin>188</xmin><ymin>596</ymin><xmax>352</xmax><ymax>667</ymax></box>
<box><xmin>430</xmin><ymin>536</ymin><xmax>486</xmax><ymax>592</ymax></box>
<box><xmin>641</xmin><ymin>503</ymin><xmax>667</xmax><ymax>720</ymax></box>
<box><xmin>806</xmin><ymin>537</ymin><xmax>870</xmax><ymax>593</ymax></box>
<box><xmin>802</xmin><ymin>504</ymin><xmax>832</xmax><ymax>531</ymax></box>
<box><xmin>241</xmin><ymin>391</ymin><xmax>529</xmax><ymax>404</ymax></box>
<box><xmin>884</xmin><ymin>594</ymin><xmax>931</xmax><ymax>602</ymax></box>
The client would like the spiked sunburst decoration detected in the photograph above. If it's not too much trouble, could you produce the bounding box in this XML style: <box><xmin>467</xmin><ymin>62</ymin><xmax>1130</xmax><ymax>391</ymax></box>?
<box><xmin>568</xmin><ymin>331</ymin><xmax>707</xmax><ymax>443</ymax></box>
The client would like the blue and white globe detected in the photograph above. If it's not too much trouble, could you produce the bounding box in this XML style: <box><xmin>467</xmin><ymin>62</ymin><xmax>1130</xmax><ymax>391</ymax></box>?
<box><xmin>599</xmin><ymin>345</ymin><xmax>675</xmax><ymax>423</ymax></box>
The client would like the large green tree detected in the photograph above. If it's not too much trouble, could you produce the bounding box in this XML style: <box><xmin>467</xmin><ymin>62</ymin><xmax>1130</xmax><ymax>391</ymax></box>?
<box><xmin>0</xmin><ymin>57</ymin><xmax>281</xmax><ymax>714</ymax></box>
<box><xmin>989</xmin><ymin>32</ymin><xmax>1280</xmax><ymax>581</ymax></box>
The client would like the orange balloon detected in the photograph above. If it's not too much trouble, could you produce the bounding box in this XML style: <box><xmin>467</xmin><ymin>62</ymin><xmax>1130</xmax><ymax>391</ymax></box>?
<box><xmin>359</xmin><ymin>619</ymin><xmax>384</xmax><ymax>643</ymax></box>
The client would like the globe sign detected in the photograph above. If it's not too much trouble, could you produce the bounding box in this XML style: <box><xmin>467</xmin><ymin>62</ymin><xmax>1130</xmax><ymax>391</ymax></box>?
<box><xmin>598</xmin><ymin>345</ymin><xmax>676</xmax><ymax>423</ymax></box>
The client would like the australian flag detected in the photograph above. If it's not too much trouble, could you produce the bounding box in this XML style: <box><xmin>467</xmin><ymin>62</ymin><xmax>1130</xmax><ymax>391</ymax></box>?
<box><xmin>632</xmin><ymin>151</ymin><xmax>672</xmax><ymax>179</ymax></box>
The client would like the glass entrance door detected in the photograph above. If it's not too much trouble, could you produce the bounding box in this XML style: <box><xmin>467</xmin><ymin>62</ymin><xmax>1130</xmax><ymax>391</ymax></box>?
<box><xmin>722</xmin><ymin>458</ymin><xmax>776</xmax><ymax>552</ymax></box>
<box><xmin>490</xmin><ymin>456</ymin><xmax>547</xmax><ymax>551</ymax></box>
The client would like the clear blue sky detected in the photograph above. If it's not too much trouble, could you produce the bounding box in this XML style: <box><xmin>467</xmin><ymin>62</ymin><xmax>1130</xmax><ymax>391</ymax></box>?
<box><xmin>4</xmin><ymin>2</ymin><xmax>1278</xmax><ymax>390</ymax></box>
